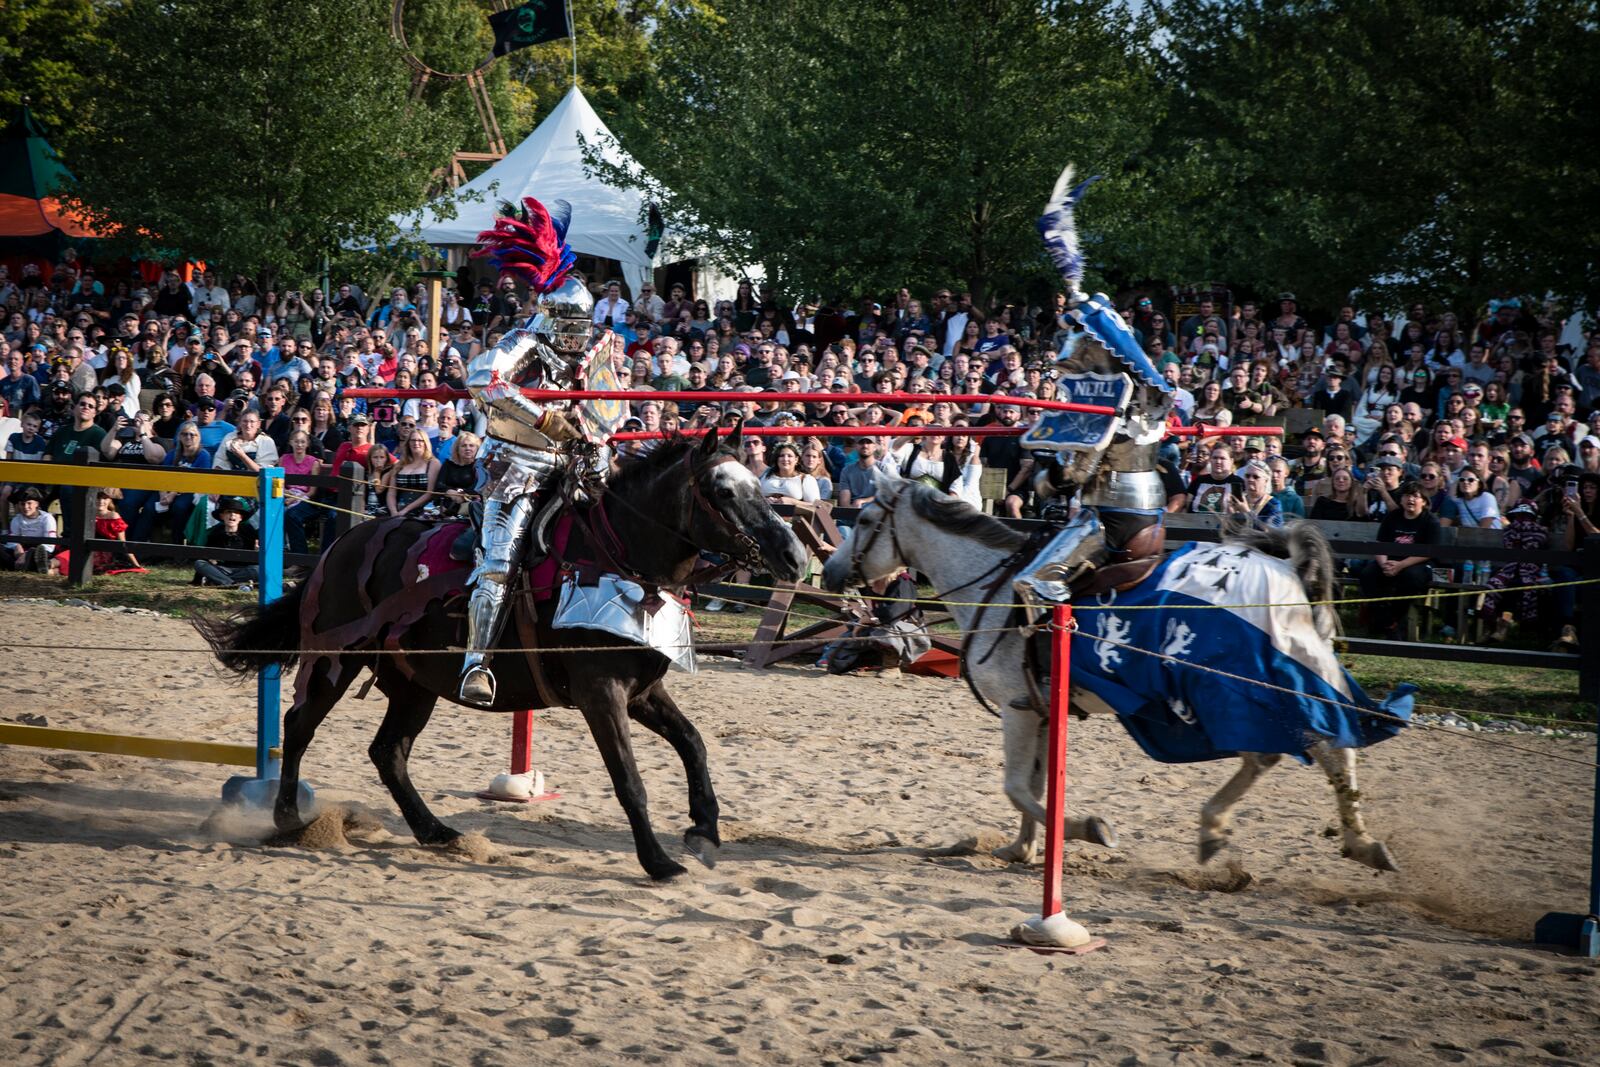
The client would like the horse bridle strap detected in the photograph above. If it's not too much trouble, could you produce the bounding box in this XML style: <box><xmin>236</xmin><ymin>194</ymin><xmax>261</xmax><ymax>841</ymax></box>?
<box><xmin>685</xmin><ymin>452</ymin><xmax>765</xmax><ymax>572</ymax></box>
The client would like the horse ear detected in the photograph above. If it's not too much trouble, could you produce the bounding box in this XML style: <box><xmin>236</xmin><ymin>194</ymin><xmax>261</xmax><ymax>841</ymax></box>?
<box><xmin>698</xmin><ymin>421</ymin><xmax>723</xmax><ymax>457</ymax></box>
<box><xmin>720</xmin><ymin>416</ymin><xmax>745</xmax><ymax>455</ymax></box>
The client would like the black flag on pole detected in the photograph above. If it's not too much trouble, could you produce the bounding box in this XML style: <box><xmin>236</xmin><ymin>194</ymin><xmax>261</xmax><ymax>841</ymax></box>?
<box><xmin>489</xmin><ymin>0</ymin><xmax>571</xmax><ymax>59</ymax></box>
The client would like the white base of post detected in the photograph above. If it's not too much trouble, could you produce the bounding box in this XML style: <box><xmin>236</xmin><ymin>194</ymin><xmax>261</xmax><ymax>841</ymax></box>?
<box><xmin>483</xmin><ymin>770</ymin><xmax>544</xmax><ymax>800</ymax></box>
<box><xmin>477</xmin><ymin>770</ymin><xmax>559</xmax><ymax>804</ymax></box>
<box><xmin>1011</xmin><ymin>911</ymin><xmax>1094</xmax><ymax>949</ymax></box>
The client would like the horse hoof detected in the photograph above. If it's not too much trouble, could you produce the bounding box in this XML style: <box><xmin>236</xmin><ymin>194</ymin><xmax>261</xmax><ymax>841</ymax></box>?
<box><xmin>1198</xmin><ymin>837</ymin><xmax>1227</xmax><ymax>865</ymax></box>
<box><xmin>649</xmin><ymin>861</ymin><xmax>689</xmax><ymax>883</ymax></box>
<box><xmin>421</xmin><ymin>826</ymin><xmax>463</xmax><ymax>847</ymax></box>
<box><xmin>684</xmin><ymin>831</ymin><xmax>719</xmax><ymax>869</ymax></box>
<box><xmin>1084</xmin><ymin>817</ymin><xmax>1118</xmax><ymax>848</ymax></box>
<box><xmin>1348</xmin><ymin>841</ymin><xmax>1401</xmax><ymax>873</ymax></box>
<box><xmin>992</xmin><ymin>844</ymin><xmax>1036</xmax><ymax>865</ymax></box>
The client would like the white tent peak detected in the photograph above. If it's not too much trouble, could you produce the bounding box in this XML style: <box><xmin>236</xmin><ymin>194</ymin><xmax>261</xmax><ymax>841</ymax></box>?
<box><xmin>399</xmin><ymin>86</ymin><xmax>656</xmax><ymax>294</ymax></box>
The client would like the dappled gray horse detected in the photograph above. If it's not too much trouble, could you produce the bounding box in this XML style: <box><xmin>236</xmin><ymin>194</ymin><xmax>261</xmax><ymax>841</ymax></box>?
<box><xmin>823</xmin><ymin>473</ymin><xmax>1411</xmax><ymax>873</ymax></box>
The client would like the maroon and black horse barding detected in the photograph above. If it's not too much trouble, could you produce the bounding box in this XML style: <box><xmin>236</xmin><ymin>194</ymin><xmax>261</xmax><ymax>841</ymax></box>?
<box><xmin>199</xmin><ymin>428</ymin><xmax>805</xmax><ymax>881</ymax></box>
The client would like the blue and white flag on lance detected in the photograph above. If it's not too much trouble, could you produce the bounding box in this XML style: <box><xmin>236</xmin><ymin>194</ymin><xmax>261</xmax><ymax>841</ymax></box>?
<box><xmin>1070</xmin><ymin>542</ymin><xmax>1414</xmax><ymax>764</ymax></box>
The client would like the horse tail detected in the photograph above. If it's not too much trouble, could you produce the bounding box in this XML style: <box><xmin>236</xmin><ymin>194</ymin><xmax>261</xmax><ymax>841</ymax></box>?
<box><xmin>1220</xmin><ymin>517</ymin><xmax>1340</xmax><ymax>640</ymax></box>
<box><xmin>194</xmin><ymin>582</ymin><xmax>307</xmax><ymax>677</ymax></box>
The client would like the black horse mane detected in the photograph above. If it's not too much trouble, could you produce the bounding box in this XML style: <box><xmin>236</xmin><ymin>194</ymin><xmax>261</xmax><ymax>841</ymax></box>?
<box><xmin>605</xmin><ymin>434</ymin><xmax>732</xmax><ymax>498</ymax></box>
<box><xmin>904</xmin><ymin>482</ymin><xmax>1027</xmax><ymax>551</ymax></box>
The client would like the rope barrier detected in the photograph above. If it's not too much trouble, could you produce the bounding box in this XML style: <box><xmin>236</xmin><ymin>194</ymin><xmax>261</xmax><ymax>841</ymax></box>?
<box><xmin>707</xmin><ymin>575</ymin><xmax>1600</xmax><ymax>613</ymax></box>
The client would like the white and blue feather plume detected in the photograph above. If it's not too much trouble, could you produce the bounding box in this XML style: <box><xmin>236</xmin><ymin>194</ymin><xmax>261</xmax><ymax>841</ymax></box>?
<box><xmin>1037</xmin><ymin>165</ymin><xmax>1100</xmax><ymax>295</ymax></box>
<box><xmin>1039</xmin><ymin>163</ymin><xmax>1170</xmax><ymax>394</ymax></box>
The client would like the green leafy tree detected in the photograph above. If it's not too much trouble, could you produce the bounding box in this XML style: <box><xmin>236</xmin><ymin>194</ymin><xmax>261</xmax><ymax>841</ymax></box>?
<box><xmin>61</xmin><ymin>0</ymin><xmax>468</xmax><ymax>286</ymax></box>
<box><xmin>1146</xmin><ymin>0</ymin><xmax>1600</xmax><ymax>314</ymax></box>
<box><xmin>0</xmin><ymin>0</ymin><xmax>103</xmax><ymax>131</ymax></box>
<box><xmin>587</xmin><ymin>0</ymin><xmax>1159</xmax><ymax>303</ymax></box>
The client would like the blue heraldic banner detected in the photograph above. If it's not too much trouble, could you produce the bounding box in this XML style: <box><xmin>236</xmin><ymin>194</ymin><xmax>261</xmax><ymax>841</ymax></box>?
<box><xmin>1071</xmin><ymin>543</ymin><xmax>1414</xmax><ymax>764</ymax></box>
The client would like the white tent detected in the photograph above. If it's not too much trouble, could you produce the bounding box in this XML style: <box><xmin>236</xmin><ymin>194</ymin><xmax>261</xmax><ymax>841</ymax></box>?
<box><xmin>398</xmin><ymin>86</ymin><xmax>659</xmax><ymax>297</ymax></box>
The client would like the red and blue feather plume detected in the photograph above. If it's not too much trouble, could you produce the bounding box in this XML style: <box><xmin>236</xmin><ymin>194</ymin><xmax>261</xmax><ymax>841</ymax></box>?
<box><xmin>472</xmin><ymin>196</ymin><xmax>577</xmax><ymax>295</ymax></box>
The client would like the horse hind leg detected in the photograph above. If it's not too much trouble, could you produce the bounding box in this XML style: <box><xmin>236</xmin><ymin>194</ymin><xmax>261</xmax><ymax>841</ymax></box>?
<box><xmin>1199</xmin><ymin>752</ymin><xmax>1282</xmax><ymax>864</ymax></box>
<box><xmin>1309</xmin><ymin>742</ymin><xmax>1399</xmax><ymax>873</ymax></box>
<box><xmin>368</xmin><ymin>675</ymin><xmax>456</xmax><ymax>846</ymax></box>
<box><xmin>629</xmin><ymin>682</ymin><xmax>720</xmax><ymax>868</ymax></box>
<box><xmin>276</xmin><ymin>653</ymin><xmax>364</xmax><ymax>833</ymax></box>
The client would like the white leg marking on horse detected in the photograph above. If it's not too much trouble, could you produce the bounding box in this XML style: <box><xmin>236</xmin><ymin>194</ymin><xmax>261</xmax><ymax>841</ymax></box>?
<box><xmin>1309</xmin><ymin>742</ymin><xmax>1399</xmax><ymax>872</ymax></box>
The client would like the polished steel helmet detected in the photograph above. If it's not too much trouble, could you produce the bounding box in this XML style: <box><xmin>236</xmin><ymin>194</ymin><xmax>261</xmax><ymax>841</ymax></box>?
<box><xmin>537</xmin><ymin>274</ymin><xmax>595</xmax><ymax>356</ymax></box>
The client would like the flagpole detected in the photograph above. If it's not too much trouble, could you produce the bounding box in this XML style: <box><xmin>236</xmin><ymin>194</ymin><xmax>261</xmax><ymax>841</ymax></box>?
<box><xmin>566</xmin><ymin>0</ymin><xmax>577</xmax><ymax>86</ymax></box>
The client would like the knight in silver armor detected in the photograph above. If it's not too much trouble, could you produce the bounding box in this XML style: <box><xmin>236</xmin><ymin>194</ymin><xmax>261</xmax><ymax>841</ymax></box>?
<box><xmin>1011</xmin><ymin>165</ymin><xmax>1175</xmax><ymax>615</ymax></box>
<box><xmin>458</xmin><ymin>197</ymin><xmax>611</xmax><ymax>706</ymax></box>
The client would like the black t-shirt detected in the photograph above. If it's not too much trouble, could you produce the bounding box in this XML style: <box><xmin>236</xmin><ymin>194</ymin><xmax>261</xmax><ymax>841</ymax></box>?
<box><xmin>204</xmin><ymin>524</ymin><xmax>259</xmax><ymax>552</ymax></box>
<box><xmin>108</xmin><ymin>433</ymin><xmax>157</xmax><ymax>465</ymax></box>
<box><xmin>1187</xmin><ymin>473</ymin><xmax>1244</xmax><ymax>513</ymax></box>
<box><xmin>1158</xmin><ymin>462</ymin><xmax>1187</xmax><ymax>505</ymax></box>
<box><xmin>1376</xmin><ymin>508</ymin><xmax>1440</xmax><ymax>551</ymax></box>
<box><xmin>979</xmin><ymin>435</ymin><xmax>1025</xmax><ymax>480</ymax></box>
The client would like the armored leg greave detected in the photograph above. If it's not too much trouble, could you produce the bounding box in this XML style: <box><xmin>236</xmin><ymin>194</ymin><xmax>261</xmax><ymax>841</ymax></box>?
<box><xmin>459</xmin><ymin>492</ymin><xmax>540</xmax><ymax>705</ymax></box>
<box><xmin>1012</xmin><ymin>470</ymin><xmax>1167</xmax><ymax>613</ymax></box>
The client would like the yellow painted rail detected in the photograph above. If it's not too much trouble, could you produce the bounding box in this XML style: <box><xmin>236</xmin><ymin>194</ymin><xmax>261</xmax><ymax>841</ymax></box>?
<box><xmin>0</xmin><ymin>460</ymin><xmax>253</xmax><ymax>497</ymax></box>
<box><xmin>0</xmin><ymin>723</ymin><xmax>280</xmax><ymax>767</ymax></box>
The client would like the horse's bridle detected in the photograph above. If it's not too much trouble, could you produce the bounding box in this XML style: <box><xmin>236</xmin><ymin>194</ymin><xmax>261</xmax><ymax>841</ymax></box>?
<box><xmin>686</xmin><ymin>452</ymin><xmax>765</xmax><ymax>572</ymax></box>
<box><xmin>842</xmin><ymin>481</ymin><xmax>906</xmax><ymax>588</ymax></box>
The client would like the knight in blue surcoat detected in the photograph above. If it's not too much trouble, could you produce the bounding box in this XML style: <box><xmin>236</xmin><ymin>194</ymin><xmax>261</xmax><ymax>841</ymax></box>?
<box><xmin>1012</xmin><ymin>167</ymin><xmax>1175</xmax><ymax>612</ymax></box>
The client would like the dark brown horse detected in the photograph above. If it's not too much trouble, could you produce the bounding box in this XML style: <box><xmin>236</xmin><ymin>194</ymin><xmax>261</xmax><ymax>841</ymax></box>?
<box><xmin>199</xmin><ymin>426</ymin><xmax>805</xmax><ymax>880</ymax></box>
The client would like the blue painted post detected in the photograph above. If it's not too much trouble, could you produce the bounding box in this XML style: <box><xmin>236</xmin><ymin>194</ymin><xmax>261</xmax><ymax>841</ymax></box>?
<box><xmin>256</xmin><ymin>467</ymin><xmax>284</xmax><ymax>781</ymax></box>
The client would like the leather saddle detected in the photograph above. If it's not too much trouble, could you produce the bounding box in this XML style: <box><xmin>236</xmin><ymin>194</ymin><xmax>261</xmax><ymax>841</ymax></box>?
<box><xmin>1064</xmin><ymin>518</ymin><xmax>1166</xmax><ymax>599</ymax></box>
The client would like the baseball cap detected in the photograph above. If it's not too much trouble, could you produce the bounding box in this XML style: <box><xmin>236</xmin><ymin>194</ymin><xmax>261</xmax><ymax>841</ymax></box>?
<box><xmin>620</xmin><ymin>416</ymin><xmax>644</xmax><ymax>431</ymax></box>
<box><xmin>781</xmin><ymin>371</ymin><xmax>802</xmax><ymax>382</ymax></box>
<box><xmin>1511</xmin><ymin>432</ymin><xmax>1534</xmax><ymax>446</ymax></box>
<box><xmin>104</xmin><ymin>382</ymin><xmax>126</xmax><ymax>397</ymax></box>
<box><xmin>1460</xmin><ymin>381</ymin><xmax>1483</xmax><ymax>395</ymax></box>
<box><xmin>1242</xmin><ymin>440</ymin><xmax>1265</xmax><ymax>453</ymax></box>
<box><xmin>196</xmin><ymin>397</ymin><xmax>219</xmax><ymax>412</ymax></box>
<box><xmin>688</xmin><ymin>361</ymin><xmax>708</xmax><ymax>373</ymax></box>
<box><xmin>348</xmin><ymin>412</ymin><xmax>370</xmax><ymax>425</ymax></box>
<box><xmin>1445</xmin><ymin>436</ymin><xmax>1468</xmax><ymax>450</ymax></box>
<box><xmin>1580</xmin><ymin>435</ymin><xmax>1600</xmax><ymax>450</ymax></box>
<box><xmin>51</xmin><ymin>380</ymin><xmax>73</xmax><ymax>393</ymax></box>
<box><xmin>1278</xmin><ymin>291</ymin><xmax>1297</xmax><ymax>302</ymax></box>
<box><xmin>1375</xmin><ymin>455</ymin><xmax>1404</xmax><ymax>469</ymax></box>
<box><xmin>1301</xmin><ymin>427</ymin><xmax>1325</xmax><ymax>441</ymax></box>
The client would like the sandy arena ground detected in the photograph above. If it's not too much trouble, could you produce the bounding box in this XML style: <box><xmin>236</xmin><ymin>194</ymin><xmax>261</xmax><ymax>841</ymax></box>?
<box><xmin>1</xmin><ymin>601</ymin><xmax>1597</xmax><ymax>1066</ymax></box>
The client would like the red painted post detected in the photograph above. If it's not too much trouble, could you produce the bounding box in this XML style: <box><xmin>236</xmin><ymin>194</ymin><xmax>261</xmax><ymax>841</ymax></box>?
<box><xmin>1042</xmin><ymin>604</ymin><xmax>1073</xmax><ymax>920</ymax></box>
<box><xmin>510</xmin><ymin>710</ymin><xmax>534</xmax><ymax>777</ymax></box>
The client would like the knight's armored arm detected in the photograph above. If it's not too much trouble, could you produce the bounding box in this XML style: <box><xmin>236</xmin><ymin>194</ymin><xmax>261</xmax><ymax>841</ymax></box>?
<box><xmin>465</xmin><ymin>322</ymin><xmax>566</xmax><ymax>435</ymax></box>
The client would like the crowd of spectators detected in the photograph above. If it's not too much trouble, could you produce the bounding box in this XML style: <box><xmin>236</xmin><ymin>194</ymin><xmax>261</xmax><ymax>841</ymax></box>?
<box><xmin>1</xmin><ymin>255</ymin><xmax>1596</xmax><ymax>644</ymax></box>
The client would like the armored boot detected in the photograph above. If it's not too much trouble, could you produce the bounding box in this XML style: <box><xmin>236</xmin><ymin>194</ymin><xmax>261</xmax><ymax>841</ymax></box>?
<box><xmin>460</xmin><ymin>575</ymin><xmax>508</xmax><ymax>706</ymax></box>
